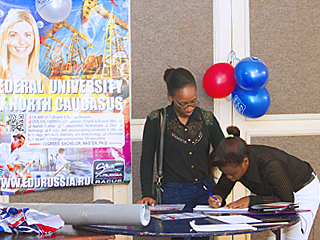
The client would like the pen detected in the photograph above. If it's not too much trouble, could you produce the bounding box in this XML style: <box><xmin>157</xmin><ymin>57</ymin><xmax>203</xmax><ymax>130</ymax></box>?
<box><xmin>203</xmin><ymin>185</ymin><xmax>218</xmax><ymax>202</ymax></box>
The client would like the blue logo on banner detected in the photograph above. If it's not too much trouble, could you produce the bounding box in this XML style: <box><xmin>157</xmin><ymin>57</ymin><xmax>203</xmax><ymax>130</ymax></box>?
<box><xmin>92</xmin><ymin>160</ymin><xmax>124</xmax><ymax>184</ymax></box>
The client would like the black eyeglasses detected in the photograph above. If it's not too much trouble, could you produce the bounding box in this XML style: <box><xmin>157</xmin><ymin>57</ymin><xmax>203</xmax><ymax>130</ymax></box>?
<box><xmin>172</xmin><ymin>97</ymin><xmax>199</xmax><ymax>109</ymax></box>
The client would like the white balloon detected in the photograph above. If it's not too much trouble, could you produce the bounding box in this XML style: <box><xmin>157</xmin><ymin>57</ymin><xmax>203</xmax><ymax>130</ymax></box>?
<box><xmin>36</xmin><ymin>0</ymin><xmax>72</xmax><ymax>23</ymax></box>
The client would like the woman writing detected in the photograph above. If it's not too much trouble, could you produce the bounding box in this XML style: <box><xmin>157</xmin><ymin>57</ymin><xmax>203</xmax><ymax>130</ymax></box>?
<box><xmin>208</xmin><ymin>126</ymin><xmax>319</xmax><ymax>240</ymax></box>
<box><xmin>137</xmin><ymin>67</ymin><xmax>224</xmax><ymax>207</ymax></box>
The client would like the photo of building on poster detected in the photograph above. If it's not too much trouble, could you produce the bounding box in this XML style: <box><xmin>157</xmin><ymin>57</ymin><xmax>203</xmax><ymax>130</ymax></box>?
<box><xmin>0</xmin><ymin>0</ymin><xmax>130</xmax><ymax>195</ymax></box>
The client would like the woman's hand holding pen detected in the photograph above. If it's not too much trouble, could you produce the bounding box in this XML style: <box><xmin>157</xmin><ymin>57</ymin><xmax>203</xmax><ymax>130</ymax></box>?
<box><xmin>208</xmin><ymin>195</ymin><xmax>222</xmax><ymax>208</ymax></box>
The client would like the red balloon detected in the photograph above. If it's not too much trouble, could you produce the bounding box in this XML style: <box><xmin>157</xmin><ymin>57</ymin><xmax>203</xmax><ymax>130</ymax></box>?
<box><xmin>203</xmin><ymin>63</ymin><xmax>237</xmax><ymax>98</ymax></box>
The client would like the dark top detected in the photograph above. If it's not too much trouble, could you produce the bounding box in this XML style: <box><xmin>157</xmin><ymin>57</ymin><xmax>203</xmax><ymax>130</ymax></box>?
<box><xmin>140</xmin><ymin>104</ymin><xmax>224</xmax><ymax>199</ymax></box>
<box><xmin>212</xmin><ymin>145</ymin><xmax>314</xmax><ymax>207</ymax></box>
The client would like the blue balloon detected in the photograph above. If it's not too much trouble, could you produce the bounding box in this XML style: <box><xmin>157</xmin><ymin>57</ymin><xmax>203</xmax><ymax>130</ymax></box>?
<box><xmin>234</xmin><ymin>57</ymin><xmax>268</xmax><ymax>91</ymax></box>
<box><xmin>232</xmin><ymin>85</ymin><xmax>270</xmax><ymax>118</ymax></box>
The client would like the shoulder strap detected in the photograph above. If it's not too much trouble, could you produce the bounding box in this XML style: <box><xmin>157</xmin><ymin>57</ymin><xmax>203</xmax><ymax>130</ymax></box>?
<box><xmin>157</xmin><ymin>107</ymin><xmax>166</xmax><ymax>183</ymax></box>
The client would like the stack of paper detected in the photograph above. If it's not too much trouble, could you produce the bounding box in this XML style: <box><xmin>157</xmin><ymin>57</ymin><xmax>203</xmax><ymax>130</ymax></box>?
<box><xmin>193</xmin><ymin>205</ymin><xmax>248</xmax><ymax>214</ymax></box>
<box><xmin>250</xmin><ymin>202</ymin><xmax>298</xmax><ymax>213</ymax></box>
<box><xmin>208</xmin><ymin>215</ymin><xmax>262</xmax><ymax>224</ymax></box>
<box><xmin>189</xmin><ymin>220</ymin><xmax>257</xmax><ymax>232</ymax></box>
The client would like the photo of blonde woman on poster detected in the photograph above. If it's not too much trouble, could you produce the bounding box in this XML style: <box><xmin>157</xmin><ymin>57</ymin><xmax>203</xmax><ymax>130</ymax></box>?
<box><xmin>0</xmin><ymin>9</ymin><xmax>49</xmax><ymax>92</ymax></box>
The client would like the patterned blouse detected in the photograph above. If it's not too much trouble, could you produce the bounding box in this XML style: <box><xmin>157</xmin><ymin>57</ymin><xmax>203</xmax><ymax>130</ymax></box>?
<box><xmin>140</xmin><ymin>104</ymin><xmax>224</xmax><ymax>199</ymax></box>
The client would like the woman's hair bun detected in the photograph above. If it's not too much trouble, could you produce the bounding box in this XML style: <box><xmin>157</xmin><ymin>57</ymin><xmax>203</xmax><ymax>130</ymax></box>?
<box><xmin>163</xmin><ymin>68</ymin><xmax>175</xmax><ymax>82</ymax></box>
<box><xmin>226</xmin><ymin>126</ymin><xmax>240</xmax><ymax>137</ymax></box>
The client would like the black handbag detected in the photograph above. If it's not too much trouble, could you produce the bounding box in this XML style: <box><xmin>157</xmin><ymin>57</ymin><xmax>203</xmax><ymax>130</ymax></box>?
<box><xmin>155</xmin><ymin>108</ymin><xmax>166</xmax><ymax>204</ymax></box>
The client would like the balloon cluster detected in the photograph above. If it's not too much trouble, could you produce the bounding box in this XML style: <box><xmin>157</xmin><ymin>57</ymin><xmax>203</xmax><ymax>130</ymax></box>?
<box><xmin>232</xmin><ymin>57</ymin><xmax>270</xmax><ymax>118</ymax></box>
<box><xmin>203</xmin><ymin>57</ymin><xmax>270</xmax><ymax>118</ymax></box>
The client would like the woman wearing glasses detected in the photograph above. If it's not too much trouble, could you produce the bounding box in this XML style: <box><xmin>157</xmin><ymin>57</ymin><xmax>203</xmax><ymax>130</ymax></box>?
<box><xmin>137</xmin><ymin>67</ymin><xmax>224</xmax><ymax>207</ymax></box>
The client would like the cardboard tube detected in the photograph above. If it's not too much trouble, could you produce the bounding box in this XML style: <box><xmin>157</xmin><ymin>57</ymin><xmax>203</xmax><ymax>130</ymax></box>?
<box><xmin>0</xmin><ymin>203</ymin><xmax>150</xmax><ymax>226</ymax></box>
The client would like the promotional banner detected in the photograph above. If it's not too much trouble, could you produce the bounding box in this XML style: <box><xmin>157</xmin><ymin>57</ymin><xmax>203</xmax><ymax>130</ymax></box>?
<box><xmin>0</xmin><ymin>0</ymin><xmax>130</xmax><ymax>195</ymax></box>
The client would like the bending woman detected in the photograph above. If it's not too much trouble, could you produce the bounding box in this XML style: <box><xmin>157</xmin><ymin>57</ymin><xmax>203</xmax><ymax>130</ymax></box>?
<box><xmin>208</xmin><ymin>126</ymin><xmax>320</xmax><ymax>240</ymax></box>
<box><xmin>137</xmin><ymin>67</ymin><xmax>224</xmax><ymax>207</ymax></box>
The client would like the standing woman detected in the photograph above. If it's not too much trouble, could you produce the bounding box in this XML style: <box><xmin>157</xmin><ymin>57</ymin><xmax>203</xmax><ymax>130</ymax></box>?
<box><xmin>0</xmin><ymin>9</ymin><xmax>49</xmax><ymax>90</ymax></box>
<box><xmin>137</xmin><ymin>67</ymin><xmax>224</xmax><ymax>207</ymax></box>
<box><xmin>207</xmin><ymin>126</ymin><xmax>320</xmax><ymax>240</ymax></box>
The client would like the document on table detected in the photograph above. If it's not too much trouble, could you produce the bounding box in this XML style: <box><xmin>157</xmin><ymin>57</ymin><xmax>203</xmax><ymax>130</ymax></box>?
<box><xmin>149</xmin><ymin>204</ymin><xmax>185</xmax><ymax>212</ymax></box>
<box><xmin>151</xmin><ymin>212</ymin><xmax>205</xmax><ymax>220</ymax></box>
<box><xmin>208</xmin><ymin>215</ymin><xmax>262</xmax><ymax>224</ymax></box>
<box><xmin>193</xmin><ymin>205</ymin><xmax>248</xmax><ymax>213</ymax></box>
<box><xmin>189</xmin><ymin>220</ymin><xmax>257</xmax><ymax>232</ymax></box>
